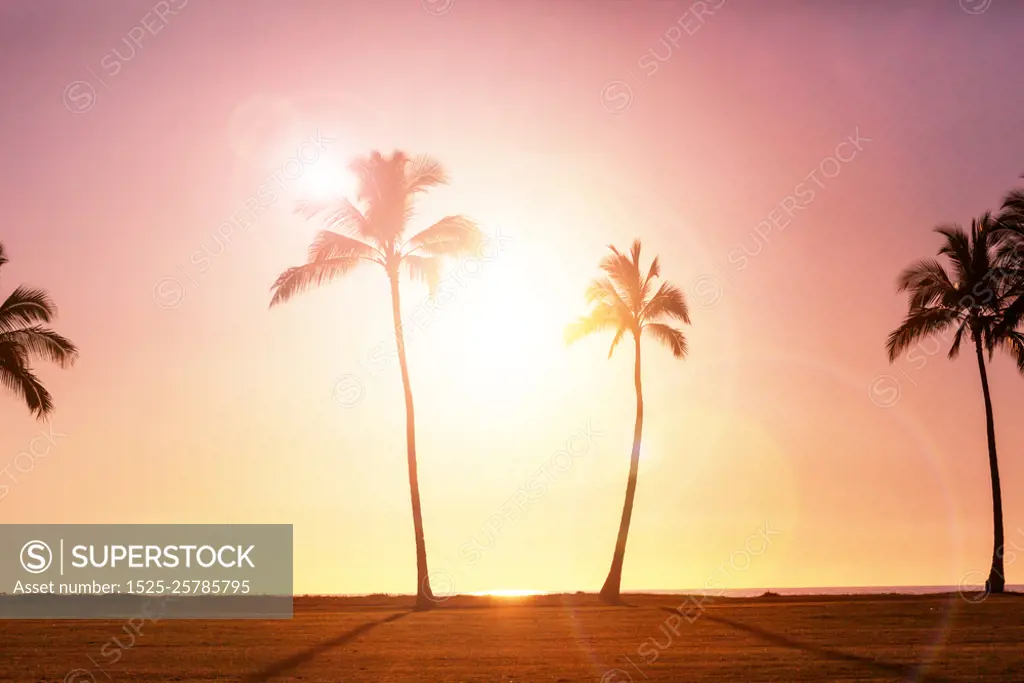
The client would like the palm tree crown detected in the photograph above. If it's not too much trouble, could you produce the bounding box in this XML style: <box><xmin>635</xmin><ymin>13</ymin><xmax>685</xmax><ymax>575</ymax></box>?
<box><xmin>0</xmin><ymin>244</ymin><xmax>78</xmax><ymax>418</ymax></box>
<box><xmin>566</xmin><ymin>239</ymin><xmax>690</xmax><ymax>356</ymax></box>
<box><xmin>270</xmin><ymin>151</ymin><xmax>482</xmax><ymax>306</ymax></box>
<box><xmin>886</xmin><ymin>214</ymin><xmax>1023</xmax><ymax>371</ymax></box>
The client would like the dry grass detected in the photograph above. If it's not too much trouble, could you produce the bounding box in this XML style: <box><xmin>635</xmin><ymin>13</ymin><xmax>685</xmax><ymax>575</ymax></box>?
<box><xmin>2</xmin><ymin>593</ymin><xmax>1022</xmax><ymax>682</ymax></box>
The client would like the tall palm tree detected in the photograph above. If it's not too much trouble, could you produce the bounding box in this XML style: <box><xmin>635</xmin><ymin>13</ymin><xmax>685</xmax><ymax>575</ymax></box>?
<box><xmin>269</xmin><ymin>150</ymin><xmax>481</xmax><ymax>610</ymax></box>
<box><xmin>566</xmin><ymin>240</ymin><xmax>690</xmax><ymax>603</ymax></box>
<box><xmin>0</xmin><ymin>244</ymin><xmax>78</xmax><ymax>418</ymax></box>
<box><xmin>886</xmin><ymin>214</ymin><xmax>1024</xmax><ymax>594</ymax></box>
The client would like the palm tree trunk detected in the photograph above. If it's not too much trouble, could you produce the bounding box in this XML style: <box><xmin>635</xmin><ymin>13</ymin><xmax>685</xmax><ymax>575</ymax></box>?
<box><xmin>388</xmin><ymin>272</ymin><xmax>435</xmax><ymax>609</ymax></box>
<box><xmin>975</xmin><ymin>337</ymin><xmax>1005</xmax><ymax>594</ymax></box>
<box><xmin>599</xmin><ymin>331</ymin><xmax>644</xmax><ymax>604</ymax></box>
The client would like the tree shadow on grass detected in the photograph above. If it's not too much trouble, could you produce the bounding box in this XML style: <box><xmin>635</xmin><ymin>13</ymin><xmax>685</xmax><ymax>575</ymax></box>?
<box><xmin>660</xmin><ymin>608</ymin><xmax>955</xmax><ymax>683</ymax></box>
<box><xmin>241</xmin><ymin>611</ymin><xmax>412</xmax><ymax>682</ymax></box>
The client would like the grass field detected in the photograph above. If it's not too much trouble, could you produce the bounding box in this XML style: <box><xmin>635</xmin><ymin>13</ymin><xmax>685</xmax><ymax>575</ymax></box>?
<box><xmin>2</xmin><ymin>593</ymin><xmax>1022</xmax><ymax>682</ymax></box>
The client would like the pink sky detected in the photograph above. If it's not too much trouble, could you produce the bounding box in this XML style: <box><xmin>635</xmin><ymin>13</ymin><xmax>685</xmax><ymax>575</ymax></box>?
<box><xmin>1</xmin><ymin>0</ymin><xmax>1023</xmax><ymax>594</ymax></box>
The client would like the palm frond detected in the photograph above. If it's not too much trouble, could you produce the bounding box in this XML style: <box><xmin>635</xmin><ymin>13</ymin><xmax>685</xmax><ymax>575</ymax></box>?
<box><xmin>405</xmin><ymin>154</ymin><xmax>449</xmax><ymax>195</ymax></box>
<box><xmin>0</xmin><ymin>343</ymin><xmax>52</xmax><ymax>418</ymax></box>
<box><xmin>295</xmin><ymin>198</ymin><xmax>376</xmax><ymax>243</ymax></box>
<box><xmin>600</xmin><ymin>245</ymin><xmax>641</xmax><ymax>312</ymax></box>
<box><xmin>993</xmin><ymin>290</ymin><xmax>1024</xmax><ymax>338</ymax></box>
<box><xmin>350</xmin><ymin>150</ymin><xmax>405</xmax><ymax>199</ymax></box>
<box><xmin>403</xmin><ymin>216</ymin><xmax>482</xmax><ymax>257</ymax></box>
<box><xmin>1001</xmin><ymin>330</ymin><xmax>1024</xmax><ymax>374</ymax></box>
<box><xmin>0</xmin><ymin>326</ymin><xmax>78</xmax><ymax>367</ymax></box>
<box><xmin>935</xmin><ymin>224</ymin><xmax>972</xmax><ymax>285</ymax></box>
<box><xmin>585</xmin><ymin>278</ymin><xmax>617</xmax><ymax>304</ymax></box>
<box><xmin>403</xmin><ymin>254</ymin><xmax>443</xmax><ymax>294</ymax></box>
<box><xmin>645</xmin><ymin>322</ymin><xmax>688</xmax><ymax>359</ymax></box>
<box><xmin>947</xmin><ymin>320</ymin><xmax>969</xmax><ymax>360</ymax></box>
<box><xmin>1000</xmin><ymin>188</ymin><xmax>1024</xmax><ymax>223</ymax></box>
<box><xmin>606</xmin><ymin>325</ymin><xmax>628</xmax><ymax>359</ymax></box>
<box><xmin>970</xmin><ymin>213</ymin><xmax>996</xmax><ymax>275</ymax></box>
<box><xmin>627</xmin><ymin>239</ymin><xmax>645</xmax><ymax>307</ymax></box>
<box><xmin>350</xmin><ymin>150</ymin><xmax>409</xmax><ymax>244</ymax></box>
<box><xmin>629</xmin><ymin>239</ymin><xmax>642</xmax><ymax>267</ymax></box>
<box><xmin>641</xmin><ymin>255</ymin><xmax>660</xmax><ymax>300</ymax></box>
<box><xmin>347</xmin><ymin>151</ymin><xmax>379</xmax><ymax>203</ymax></box>
<box><xmin>584</xmin><ymin>278</ymin><xmax>633</xmax><ymax>326</ymax></box>
<box><xmin>565</xmin><ymin>303</ymin><xmax>621</xmax><ymax>346</ymax></box>
<box><xmin>995</xmin><ymin>237</ymin><xmax>1024</xmax><ymax>273</ymax></box>
<box><xmin>269</xmin><ymin>259</ymin><xmax>364</xmax><ymax>307</ymax></box>
<box><xmin>896</xmin><ymin>258</ymin><xmax>955</xmax><ymax>310</ymax></box>
<box><xmin>307</xmin><ymin>231</ymin><xmax>381</xmax><ymax>263</ymax></box>
<box><xmin>641</xmin><ymin>282</ymin><xmax>690</xmax><ymax>325</ymax></box>
<box><xmin>0</xmin><ymin>286</ymin><xmax>57</xmax><ymax>332</ymax></box>
<box><xmin>886</xmin><ymin>307</ymin><xmax>960</xmax><ymax>362</ymax></box>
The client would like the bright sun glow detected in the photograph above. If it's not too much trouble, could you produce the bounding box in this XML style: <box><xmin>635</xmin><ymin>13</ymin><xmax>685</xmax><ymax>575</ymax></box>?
<box><xmin>639</xmin><ymin>437</ymin><xmax>657</xmax><ymax>462</ymax></box>
<box><xmin>470</xmin><ymin>589</ymin><xmax>543</xmax><ymax>597</ymax></box>
<box><xmin>294</xmin><ymin>156</ymin><xmax>358</xmax><ymax>202</ymax></box>
<box><xmin>421</xmin><ymin>242</ymin><xmax>572</xmax><ymax>415</ymax></box>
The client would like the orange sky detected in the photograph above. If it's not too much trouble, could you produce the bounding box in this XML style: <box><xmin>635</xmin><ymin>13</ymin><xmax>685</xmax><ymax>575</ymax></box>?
<box><xmin>1</xmin><ymin>0</ymin><xmax>1023</xmax><ymax>594</ymax></box>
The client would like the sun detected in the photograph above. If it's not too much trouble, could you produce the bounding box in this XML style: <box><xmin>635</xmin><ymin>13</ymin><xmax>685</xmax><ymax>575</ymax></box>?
<box><xmin>293</xmin><ymin>154</ymin><xmax>358</xmax><ymax>203</ymax></box>
<box><xmin>417</xmin><ymin>242</ymin><xmax>571</xmax><ymax>415</ymax></box>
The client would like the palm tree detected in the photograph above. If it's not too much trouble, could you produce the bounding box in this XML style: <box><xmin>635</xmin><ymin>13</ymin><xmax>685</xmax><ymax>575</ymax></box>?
<box><xmin>269</xmin><ymin>150</ymin><xmax>482</xmax><ymax>610</ymax></box>
<box><xmin>886</xmin><ymin>214</ymin><xmax>1024</xmax><ymax>594</ymax></box>
<box><xmin>0</xmin><ymin>244</ymin><xmax>78</xmax><ymax>418</ymax></box>
<box><xmin>566</xmin><ymin>240</ymin><xmax>690</xmax><ymax>603</ymax></box>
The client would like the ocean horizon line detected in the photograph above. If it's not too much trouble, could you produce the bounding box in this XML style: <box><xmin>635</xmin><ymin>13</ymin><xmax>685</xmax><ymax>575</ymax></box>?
<box><xmin>302</xmin><ymin>585</ymin><xmax>1024</xmax><ymax>598</ymax></box>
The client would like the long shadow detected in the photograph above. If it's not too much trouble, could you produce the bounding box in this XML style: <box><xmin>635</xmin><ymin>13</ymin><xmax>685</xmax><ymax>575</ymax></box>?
<box><xmin>659</xmin><ymin>607</ymin><xmax>955</xmax><ymax>683</ymax></box>
<box><xmin>241</xmin><ymin>611</ymin><xmax>411</xmax><ymax>682</ymax></box>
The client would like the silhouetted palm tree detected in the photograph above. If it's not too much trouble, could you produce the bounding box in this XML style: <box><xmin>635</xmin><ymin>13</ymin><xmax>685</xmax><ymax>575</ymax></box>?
<box><xmin>270</xmin><ymin>151</ymin><xmax>482</xmax><ymax>610</ymax></box>
<box><xmin>887</xmin><ymin>215</ymin><xmax>1024</xmax><ymax>594</ymax></box>
<box><xmin>0</xmin><ymin>244</ymin><xmax>78</xmax><ymax>418</ymax></box>
<box><xmin>566</xmin><ymin>240</ymin><xmax>690</xmax><ymax>603</ymax></box>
